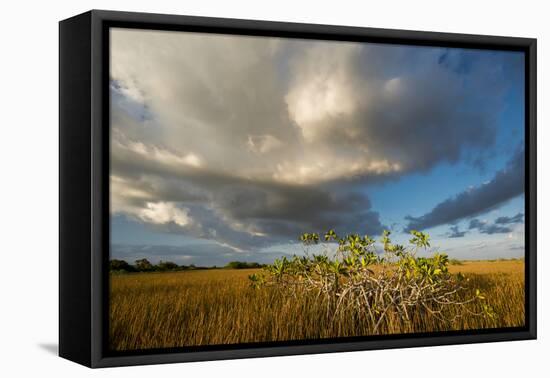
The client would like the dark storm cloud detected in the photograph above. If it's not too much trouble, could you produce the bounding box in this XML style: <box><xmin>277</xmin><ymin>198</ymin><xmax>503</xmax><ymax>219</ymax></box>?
<box><xmin>465</xmin><ymin>212</ymin><xmax>524</xmax><ymax>235</ymax></box>
<box><xmin>495</xmin><ymin>212</ymin><xmax>524</xmax><ymax>225</ymax></box>
<box><xmin>468</xmin><ymin>219</ymin><xmax>512</xmax><ymax>235</ymax></box>
<box><xmin>110</xmin><ymin>128</ymin><xmax>386</xmax><ymax>251</ymax></box>
<box><xmin>448</xmin><ymin>225</ymin><xmax>467</xmax><ymax>238</ymax></box>
<box><xmin>111</xmin><ymin>158</ymin><xmax>386</xmax><ymax>250</ymax></box>
<box><xmin>404</xmin><ymin>146</ymin><xmax>525</xmax><ymax>231</ymax></box>
<box><xmin>468</xmin><ymin>219</ymin><xmax>485</xmax><ymax>230</ymax></box>
<box><xmin>479</xmin><ymin>224</ymin><xmax>512</xmax><ymax>235</ymax></box>
<box><xmin>212</xmin><ymin>185</ymin><xmax>385</xmax><ymax>236</ymax></box>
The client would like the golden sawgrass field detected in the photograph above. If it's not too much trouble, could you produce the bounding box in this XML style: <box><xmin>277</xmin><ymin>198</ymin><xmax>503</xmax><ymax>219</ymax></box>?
<box><xmin>109</xmin><ymin>260</ymin><xmax>525</xmax><ymax>351</ymax></box>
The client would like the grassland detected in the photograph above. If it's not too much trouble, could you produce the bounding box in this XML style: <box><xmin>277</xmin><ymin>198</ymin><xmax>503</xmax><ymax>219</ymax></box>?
<box><xmin>109</xmin><ymin>260</ymin><xmax>524</xmax><ymax>351</ymax></box>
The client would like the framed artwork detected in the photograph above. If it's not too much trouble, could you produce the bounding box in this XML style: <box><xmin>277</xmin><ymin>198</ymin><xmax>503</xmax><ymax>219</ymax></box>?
<box><xmin>59</xmin><ymin>10</ymin><xmax>536</xmax><ymax>368</ymax></box>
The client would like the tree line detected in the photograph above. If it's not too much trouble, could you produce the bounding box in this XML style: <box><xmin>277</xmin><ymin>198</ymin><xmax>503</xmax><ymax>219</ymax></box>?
<box><xmin>109</xmin><ymin>258</ymin><xmax>264</xmax><ymax>273</ymax></box>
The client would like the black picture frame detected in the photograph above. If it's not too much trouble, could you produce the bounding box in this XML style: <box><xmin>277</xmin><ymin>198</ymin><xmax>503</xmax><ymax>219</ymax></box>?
<box><xmin>59</xmin><ymin>9</ymin><xmax>537</xmax><ymax>368</ymax></box>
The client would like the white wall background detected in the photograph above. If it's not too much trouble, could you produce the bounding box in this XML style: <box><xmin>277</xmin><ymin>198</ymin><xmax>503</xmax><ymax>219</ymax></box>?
<box><xmin>0</xmin><ymin>0</ymin><xmax>547</xmax><ymax>376</ymax></box>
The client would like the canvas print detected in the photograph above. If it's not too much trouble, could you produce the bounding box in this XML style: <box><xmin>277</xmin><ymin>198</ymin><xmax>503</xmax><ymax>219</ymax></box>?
<box><xmin>108</xmin><ymin>28</ymin><xmax>526</xmax><ymax>352</ymax></box>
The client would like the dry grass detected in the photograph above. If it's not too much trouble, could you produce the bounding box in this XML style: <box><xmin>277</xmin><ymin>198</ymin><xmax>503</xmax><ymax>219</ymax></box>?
<box><xmin>109</xmin><ymin>260</ymin><xmax>524</xmax><ymax>351</ymax></box>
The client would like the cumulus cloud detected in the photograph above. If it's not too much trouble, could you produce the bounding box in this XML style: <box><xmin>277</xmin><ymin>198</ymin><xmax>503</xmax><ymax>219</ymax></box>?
<box><xmin>111</xmin><ymin>29</ymin><xmax>520</xmax><ymax>185</ymax></box>
<box><xmin>404</xmin><ymin>146</ymin><xmax>525</xmax><ymax>231</ymax></box>
<box><xmin>283</xmin><ymin>43</ymin><xmax>506</xmax><ymax>179</ymax></box>
<box><xmin>109</xmin><ymin>28</ymin><xmax>523</xmax><ymax>260</ymax></box>
<box><xmin>136</xmin><ymin>202</ymin><xmax>191</xmax><ymax>227</ymax></box>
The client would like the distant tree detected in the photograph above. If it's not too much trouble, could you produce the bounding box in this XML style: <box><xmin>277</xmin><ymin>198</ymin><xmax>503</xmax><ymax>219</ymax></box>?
<box><xmin>135</xmin><ymin>258</ymin><xmax>154</xmax><ymax>272</ymax></box>
<box><xmin>156</xmin><ymin>261</ymin><xmax>179</xmax><ymax>271</ymax></box>
<box><xmin>109</xmin><ymin>259</ymin><xmax>135</xmax><ymax>272</ymax></box>
<box><xmin>225</xmin><ymin>261</ymin><xmax>263</xmax><ymax>269</ymax></box>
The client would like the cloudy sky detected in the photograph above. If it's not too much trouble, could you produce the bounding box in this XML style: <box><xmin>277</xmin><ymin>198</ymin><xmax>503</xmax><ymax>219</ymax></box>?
<box><xmin>109</xmin><ymin>28</ymin><xmax>525</xmax><ymax>266</ymax></box>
